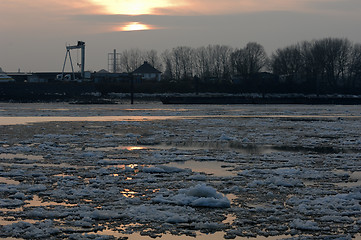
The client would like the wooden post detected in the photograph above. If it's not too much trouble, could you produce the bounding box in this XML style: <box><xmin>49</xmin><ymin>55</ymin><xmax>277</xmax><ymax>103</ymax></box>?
<box><xmin>131</xmin><ymin>74</ymin><xmax>134</xmax><ymax>104</ymax></box>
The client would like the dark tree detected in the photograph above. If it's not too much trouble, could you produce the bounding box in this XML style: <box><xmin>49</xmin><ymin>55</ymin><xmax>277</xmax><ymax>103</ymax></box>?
<box><xmin>271</xmin><ymin>44</ymin><xmax>303</xmax><ymax>78</ymax></box>
<box><xmin>348</xmin><ymin>43</ymin><xmax>361</xmax><ymax>89</ymax></box>
<box><xmin>309</xmin><ymin>38</ymin><xmax>352</xmax><ymax>91</ymax></box>
<box><xmin>231</xmin><ymin>42</ymin><xmax>268</xmax><ymax>78</ymax></box>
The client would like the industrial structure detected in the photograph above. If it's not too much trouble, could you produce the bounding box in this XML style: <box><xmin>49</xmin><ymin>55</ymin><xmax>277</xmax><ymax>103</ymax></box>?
<box><xmin>108</xmin><ymin>49</ymin><xmax>121</xmax><ymax>73</ymax></box>
<box><xmin>61</xmin><ymin>41</ymin><xmax>86</xmax><ymax>81</ymax></box>
<box><xmin>3</xmin><ymin>43</ymin><xmax>162</xmax><ymax>84</ymax></box>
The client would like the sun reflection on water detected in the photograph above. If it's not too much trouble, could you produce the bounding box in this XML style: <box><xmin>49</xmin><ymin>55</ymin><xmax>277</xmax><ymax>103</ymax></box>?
<box><xmin>121</xmin><ymin>189</ymin><xmax>137</xmax><ymax>198</ymax></box>
<box><xmin>125</xmin><ymin>146</ymin><xmax>147</xmax><ymax>151</ymax></box>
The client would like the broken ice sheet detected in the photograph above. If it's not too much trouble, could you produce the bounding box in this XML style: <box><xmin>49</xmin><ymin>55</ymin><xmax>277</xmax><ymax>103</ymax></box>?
<box><xmin>1</xmin><ymin>103</ymin><xmax>361</xmax><ymax>239</ymax></box>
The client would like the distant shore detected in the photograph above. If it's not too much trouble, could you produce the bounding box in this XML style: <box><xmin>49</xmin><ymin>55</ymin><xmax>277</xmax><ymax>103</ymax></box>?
<box><xmin>2</xmin><ymin>82</ymin><xmax>361</xmax><ymax>105</ymax></box>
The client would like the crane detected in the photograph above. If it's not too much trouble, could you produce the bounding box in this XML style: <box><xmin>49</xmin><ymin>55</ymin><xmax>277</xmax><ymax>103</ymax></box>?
<box><xmin>60</xmin><ymin>41</ymin><xmax>85</xmax><ymax>81</ymax></box>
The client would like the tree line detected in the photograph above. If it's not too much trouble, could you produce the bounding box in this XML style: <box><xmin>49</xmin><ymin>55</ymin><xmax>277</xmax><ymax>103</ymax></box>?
<box><xmin>116</xmin><ymin>38</ymin><xmax>361</xmax><ymax>94</ymax></box>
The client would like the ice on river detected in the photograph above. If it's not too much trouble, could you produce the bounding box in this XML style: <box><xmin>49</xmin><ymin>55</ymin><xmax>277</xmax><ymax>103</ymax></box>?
<box><xmin>0</xmin><ymin>102</ymin><xmax>360</xmax><ymax>239</ymax></box>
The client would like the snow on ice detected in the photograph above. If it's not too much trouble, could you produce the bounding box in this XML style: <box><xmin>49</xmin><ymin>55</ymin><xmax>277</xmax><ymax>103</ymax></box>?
<box><xmin>0</xmin><ymin>103</ymin><xmax>360</xmax><ymax>239</ymax></box>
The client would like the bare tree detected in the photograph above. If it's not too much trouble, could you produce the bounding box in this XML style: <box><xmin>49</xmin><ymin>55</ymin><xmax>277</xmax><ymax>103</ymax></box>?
<box><xmin>194</xmin><ymin>46</ymin><xmax>210</xmax><ymax>79</ymax></box>
<box><xmin>348</xmin><ymin>43</ymin><xmax>361</xmax><ymax>88</ymax></box>
<box><xmin>161</xmin><ymin>49</ymin><xmax>174</xmax><ymax>80</ymax></box>
<box><xmin>271</xmin><ymin>44</ymin><xmax>303</xmax><ymax>77</ymax></box>
<box><xmin>118</xmin><ymin>49</ymin><xmax>162</xmax><ymax>73</ymax></box>
<box><xmin>144</xmin><ymin>50</ymin><xmax>163</xmax><ymax>72</ymax></box>
<box><xmin>194</xmin><ymin>45</ymin><xmax>232</xmax><ymax>81</ymax></box>
<box><xmin>232</xmin><ymin>42</ymin><xmax>268</xmax><ymax>78</ymax></box>
<box><xmin>313</xmin><ymin>38</ymin><xmax>352</xmax><ymax>88</ymax></box>
<box><xmin>119</xmin><ymin>49</ymin><xmax>145</xmax><ymax>72</ymax></box>
<box><xmin>218</xmin><ymin>45</ymin><xmax>233</xmax><ymax>81</ymax></box>
<box><xmin>171</xmin><ymin>46</ymin><xmax>195</xmax><ymax>80</ymax></box>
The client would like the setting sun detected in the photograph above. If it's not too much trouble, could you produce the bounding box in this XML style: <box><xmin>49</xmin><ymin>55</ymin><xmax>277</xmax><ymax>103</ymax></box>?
<box><xmin>90</xmin><ymin>0</ymin><xmax>171</xmax><ymax>15</ymax></box>
<box><xmin>120</xmin><ymin>22</ymin><xmax>150</xmax><ymax>31</ymax></box>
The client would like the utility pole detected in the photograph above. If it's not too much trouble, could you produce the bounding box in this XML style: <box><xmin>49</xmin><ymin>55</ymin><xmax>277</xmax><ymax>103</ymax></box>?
<box><xmin>113</xmin><ymin>49</ymin><xmax>117</xmax><ymax>73</ymax></box>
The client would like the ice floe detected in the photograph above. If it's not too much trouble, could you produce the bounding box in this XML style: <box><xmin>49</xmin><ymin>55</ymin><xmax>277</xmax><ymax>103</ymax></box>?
<box><xmin>0</xmin><ymin>103</ymin><xmax>361</xmax><ymax>239</ymax></box>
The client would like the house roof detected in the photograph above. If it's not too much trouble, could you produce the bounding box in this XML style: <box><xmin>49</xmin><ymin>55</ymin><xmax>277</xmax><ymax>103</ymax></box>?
<box><xmin>97</xmin><ymin>69</ymin><xmax>109</xmax><ymax>73</ymax></box>
<box><xmin>133</xmin><ymin>61</ymin><xmax>162</xmax><ymax>74</ymax></box>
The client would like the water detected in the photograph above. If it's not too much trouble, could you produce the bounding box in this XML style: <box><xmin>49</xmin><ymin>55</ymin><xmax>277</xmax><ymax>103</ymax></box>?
<box><xmin>0</xmin><ymin>102</ymin><xmax>360</xmax><ymax>239</ymax></box>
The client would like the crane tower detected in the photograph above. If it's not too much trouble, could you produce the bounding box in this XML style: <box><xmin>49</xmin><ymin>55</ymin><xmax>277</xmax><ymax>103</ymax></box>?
<box><xmin>61</xmin><ymin>41</ymin><xmax>85</xmax><ymax>81</ymax></box>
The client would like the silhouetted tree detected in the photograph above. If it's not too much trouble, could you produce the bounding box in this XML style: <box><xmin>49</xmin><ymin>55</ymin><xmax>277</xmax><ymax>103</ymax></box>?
<box><xmin>271</xmin><ymin>44</ymin><xmax>303</xmax><ymax>78</ymax></box>
<box><xmin>194</xmin><ymin>45</ymin><xmax>233</xmax><ymax>82</ymax></box>
<box><xmin>166</xmin><ymin>46</ymin><xmax>195</xmax><ymax>81</ymax></box>
<box><xmin>144</xmin><ymin>50</ymin><xmax>162</xmax><ymax>72</ymax></box>
<box><xmin>161</xmin><ymin>49</ymin><xmax>174</xmax><ymax>80</ymax></box>
<box><xmin>231</xmin><ymin>42</ymin><xmax>268</xmax><ymax>79</ymax></box>
<box><xmin>119</xmin><ymin>48</ymin><xmax>144</xmax><ymax>72</ymax></box>
<box><xmin>348</xmin><ymin>43</ymin><xmax>361</xmax><ymax>89</ymax></box>
<box><xmin>119</xmin><ymin>49</ymin><xmax>162</xmax><ymax>73</ymax></box>
<box><xmin>312</xmin><ymin>38</ymin><xmax>351</xmax><ymax>90</ymax></box>
<box><xmin>113</xmin><ymin>37</ymin><xmax>361</xmax><ymax>94</ymax></box>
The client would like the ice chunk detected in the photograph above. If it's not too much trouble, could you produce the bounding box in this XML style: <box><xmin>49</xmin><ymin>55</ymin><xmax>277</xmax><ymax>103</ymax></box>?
<box><xmin>90</xmin><ymin>210</ymin><xmax>122</xmax><ymax>220</ymax></box>
<box><xmin>290</xmin><ymin>219</ymin><xmax>320</xmax><ymax>230</ymax></box>
<box><xmin>27</xmin><ymin>184</ymin><xmax>47</xmax><ymax>193</ymax></box>
<box><xmin>219</xmin><ymin>134</ymin><xmax>234</xmax><ymax>141</ymax></box>
<box><xmin>154</xmin><ymin>184</ymin><xmax>230</xmax><ymax>208</ymax></box>
<box><xmin>187</xmin><ymin>174</ymin><xmax>207</xmax><ymax>181</ymax></box>
<box><xmin>166</xmin><ymin>215</ymin><xmax>188</xmax><ymax>223</ymax></box>
<box><xmin>0</xmin><ymin>198</ymin><xmax>24</xmax><ymax>208</ymax></box>
<box><xmin>143</xmin><ymin>165</ymin><xmax>185</xmax><ymax>173</ymax></box>
<box><xmin>10</xmin><ymin>192</ymin><xmax>27</xmax><ymax>200</ymax></box>
<box><xmin>125</xmin><ymin>133</ymin><xmax>140</xmax><ymax>138</ymax></box>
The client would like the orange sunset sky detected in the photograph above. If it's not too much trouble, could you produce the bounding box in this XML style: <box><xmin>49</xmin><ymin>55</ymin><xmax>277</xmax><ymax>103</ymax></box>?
<box><xmin>1</xmin><ymin>0</ymin><xmax>361</xmax><ymax>72</ymax></box>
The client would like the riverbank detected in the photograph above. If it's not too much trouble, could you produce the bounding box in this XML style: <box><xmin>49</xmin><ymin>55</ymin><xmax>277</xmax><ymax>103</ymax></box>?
<box><xmin>2</xmin><ymin>82</ymin><xmax>361</xmax><ymax>105</ymax></box>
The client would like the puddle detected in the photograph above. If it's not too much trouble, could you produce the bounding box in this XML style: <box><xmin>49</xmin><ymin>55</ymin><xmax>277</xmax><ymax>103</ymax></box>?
<box><xmin>158</xmin><ymin>142</ymin><xmax>275</xmax><ymax>154</ymax></box>
<box><xmin>2</xmin><ymin>113</ymin><xmax>360</xmax><ymax>126</ymax></box>
<box><xmin>93</xmin><ymin>228</ymin><xmax>296</xmax><ymax>240</ymax></box>
<box><xmin>223</xmin><ymin>213</ymin><xmax>236</xmax><ymax>225</ymax></box>
<box><xmin>334</xmin><ymin>171</ymin><xmax>361</xmax><ymax>187</ymax></box>
<box><xmin>25</xmin><ymin>195</ymin><xmax>77</xmax><ymax>208</ymax></box>
<box><xmin>271</xmin><ymin>145</ymin><xmax>358</xmax><ymax>154</ymax></box>
<box><xmin>0</xmin><ymin>216</ymin><xmax>37</xmax><ymax>226</ymax></box>
<box><xmin>100</xmin><ymin>142</ymin><xmax>355</xmax><ymax>155</ymax></box>
<box><xmin>0</xmin><ymin>176</ymin><xmax>21</xmax><ymax>185</ymax></box>
<box><xmin>0</xmin><ymin>162</ymin><xmax>94</xmax><ymax>169</ymax></box>
<box><xmin>165</xmin><ymin>142</ymin><xmax>357</xmax><ymax>154</ymax></box>
<box><xmin>120</xmin><ymin>189</ymin><xmax>138</xmax><ymax>198</ymax></box>
<box><xmin>165</xmin><ymin>160</ymin><xmax>236</xmax><ymax>177</ymax></box>
<box><xmin>79</xmin><ymin>141</ymin><xmax>356</xmax><ymax>156</ymax></box>
<box><xmin>86</xmin><ymin>146</ymin><xmax>148</xmax><ymax>152</ymax></box>
<box><xmin>0</xmin><ymin>153</ymin><xmax>43</xmax><ymax>161</ymax></box>
<box><xmin>0</xmin><ymin>116</ymin><xmax>201</xmax><ymax>125</ymax></box>
<box><xmin>86</xmin><ymin>143</ymin><xmax>276</xmax><ymax>155</ymax></box>
<box><xmin>350</xmin><ymin>171</ymin><xmax>361</xmax><ymax>181</ymax></box>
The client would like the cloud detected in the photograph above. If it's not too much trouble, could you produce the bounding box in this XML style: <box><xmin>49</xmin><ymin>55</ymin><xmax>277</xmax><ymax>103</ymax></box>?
<box><xmin>154</xmin><ymin>0</ymin><xmax>305</xmax><ymax>15</ymax></box>
<box><xmin>0</xmin><ymin>0</ymin><xmax>109</xmax><ymax>34</ymax></box>
<box><xmin>0</xmin><ymin>0</ymin><xmax>95</xmax><ymax>15</ymax></box>
<box><xmin>304</xmin><ymin>0</ymin><xmax>361</xmax><ymax>13</ymax></box>
<box><xmin>153</xmin><ymin>0</ymin><xmax>361</xmax><ymax>16</ymax></box>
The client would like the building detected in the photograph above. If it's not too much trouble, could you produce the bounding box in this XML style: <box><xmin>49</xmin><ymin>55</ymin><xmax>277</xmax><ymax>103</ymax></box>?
<box><xmin>0</xmin><ymin>73</ymin><xmax>15</xmax><ymax>82</ymax></box>
<box><xmin>92</xmin><ymin>70</ymin><xmax>131</xmax><ymax>83</ymax></box>
<box><xmin>132</xmin><ymin>61</ymin><xmax>162</xmax><ymax>81</ymax></box>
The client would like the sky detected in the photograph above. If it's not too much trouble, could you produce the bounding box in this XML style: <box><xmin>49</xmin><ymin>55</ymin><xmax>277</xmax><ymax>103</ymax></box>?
<box><xmin>1</xmin><ymin>0</ymin><xmax>361</xmax><ymax>72</ymax></box>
